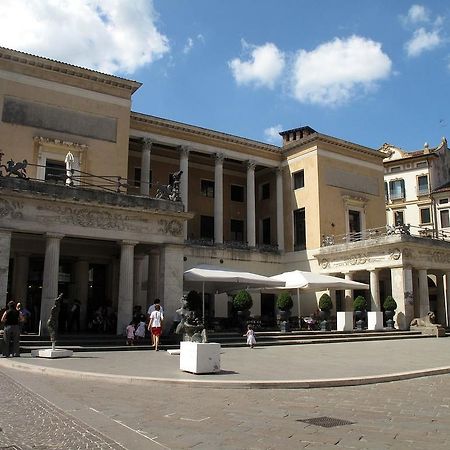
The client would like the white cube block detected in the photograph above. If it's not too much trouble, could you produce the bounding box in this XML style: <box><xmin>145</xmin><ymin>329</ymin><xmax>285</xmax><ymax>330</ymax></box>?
<box><xmin>337</xmin><ymin>311</ymin><xmax>353</xmax><ymax>331</ymax></box>
<box><xmin>180</xmin><ymin>342</ymin><xmax>221</xmax><ymax>374</ymax></box>
<box><xmin>367</xmin><ymin>311</ymin><xmax>384</xmax><ymax>331</ymax></box>
<box><xmin>31</xmin><ymin>348</ymin><xmax>73</xmax><ymax>358</ymax></box>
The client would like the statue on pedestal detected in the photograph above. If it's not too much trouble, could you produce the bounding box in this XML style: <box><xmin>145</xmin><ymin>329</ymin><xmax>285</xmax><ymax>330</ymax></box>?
<box><xmin>175</xmin><ymin>295</ymin><xmax>207</xmax><ymax>343</ymax></box>
<box><xmin>47</xmin><ymin>293</ymin><xmax>63</xmax><ymax>350</ymax></box>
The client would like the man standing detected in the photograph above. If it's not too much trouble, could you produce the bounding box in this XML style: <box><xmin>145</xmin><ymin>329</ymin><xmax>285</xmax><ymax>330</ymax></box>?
<box><xmin>147</xmin><ymin>299</ymin><xmax>164</xmax><ymax>346</ymax></box>
<box><xmin>1</xmin><ymin>301</ymin><xmax>21</xmax><ymax>357</ymax></box>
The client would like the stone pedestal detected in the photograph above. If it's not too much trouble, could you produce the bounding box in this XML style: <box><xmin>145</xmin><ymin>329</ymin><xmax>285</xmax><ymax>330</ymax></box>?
<box><xmin>337</xmin><ymin>311</ymin><xmax>353</xmax><ymax>331</ymax></box>
<box><xmin>31</xmin><ymin>348</ymin><xmax>73</xmax><ymax>358</ymax></box>
<box><xmin>367</xmin><ymin>311</ymin><xmax>384</xmax><ymax>331</ymax></box>
<box><xmin>180</xmin><ymin>342</ymin><xmax>221</xmax><ymax>374</ymax></box>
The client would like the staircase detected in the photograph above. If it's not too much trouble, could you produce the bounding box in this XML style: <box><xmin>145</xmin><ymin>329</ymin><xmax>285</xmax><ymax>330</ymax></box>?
<box><xmin>18</xmin><ymin>329</ymin><xmax>439</xmax><ymax>353</ymax></box>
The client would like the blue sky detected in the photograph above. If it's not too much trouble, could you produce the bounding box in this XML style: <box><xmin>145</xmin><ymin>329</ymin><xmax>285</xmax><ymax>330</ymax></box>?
<box><xmin>0</xmin><ymin>0</ymin><xmax>449</xmax><ymax>150</ymax></box>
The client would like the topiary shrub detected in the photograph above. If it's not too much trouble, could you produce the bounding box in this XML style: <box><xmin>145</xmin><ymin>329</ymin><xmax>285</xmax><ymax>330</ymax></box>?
<box><xmin>276</xmin><ymin>292</ymin><xmax>293</xmax><ymax>311</ymax></box>
<box><xmin>383</xmin><ymin>296</ymin><xmax>397</xmax><ymax>311</ymax></box>
<box><xmin>186</xmin><ymin>290</ymin><xmax>202</xmax><ymax>312</ymax></box>
<box><xmin>353</xmin><ymin>295</ymin><xmax>367</xmax><ymax>311</ymax></box>
<box><xmin>232</xmin><ymin>290</ymin><xmax>253</xmax><ymax>311</ymax></box>
<box><xmin>318</xmin><ymin>293</ymin><xmax>333</xmax><ymax>311</ymax></box>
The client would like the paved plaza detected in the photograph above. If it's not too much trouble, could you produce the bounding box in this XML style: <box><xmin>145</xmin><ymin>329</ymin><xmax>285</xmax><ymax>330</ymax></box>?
<box><xmin>0</xmin><ymin>338</ymin><xmax>450</xmax><ymax>449</ymax></box>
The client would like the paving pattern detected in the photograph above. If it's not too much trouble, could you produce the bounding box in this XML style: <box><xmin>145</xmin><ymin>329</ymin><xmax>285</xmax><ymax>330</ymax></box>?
<box><xmin>0</xmin><ymin>372</ymin><xmax>126</xmax><ymax>450</ymax></box>
<box><xmin>2</xmin><ymin>367</ymin><xmax>450</xmax><ymax>449</ymax></box>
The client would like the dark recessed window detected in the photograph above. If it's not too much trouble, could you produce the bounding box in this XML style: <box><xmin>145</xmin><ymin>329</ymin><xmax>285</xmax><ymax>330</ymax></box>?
<box><xmin>441</xmin><ymin>210</ymin><xmax>449</xmax><ymax>228</ymax></box>
<box><xmin>230</xmin><ymin>219</ymin><xmax>244</xmax><ymax>242</ymax></box>
<box><xmin>200</xmin><ymin>215</ymin><xmax>214</xmax><ymax>239</ymax></box>
<box><xmin>201</xmin><ymin>180</ymin><xmax>215</xmax><ymax>198</ymax></box>
<box><xmin>293</xmin><ymin>170</ymin><xmax>304</xmax><ymax>189</ymax></box>
<box><xmin>293</xmin><ymin>208</ymin><xmax>306</xmax><ymax>250</ymax></box>
<box><xmin>45</xmin><ymin>160</ymin><xmax>65</xmax><ymax>184</ymax></box>
<box><xmin>394</xmin><ymin>210</ymin><xmax>404</xmax><ymax>226</ymax></box>
<box><xmin>261</xmin><ymin>182</ymin><xmax>270</xmax><ymax>200</ymax></box>
<box><xmin>230</xmin><ymin>185</ymin><xmax>244</xmax><ymax>202</ymax></box>
<box><xmin>262</xmin><ymin>217</ymin><xmax>271</xmax><ymax>244</ymax></box>
<box><xmin>134</xmin><ymin>168</ymin><xmax>152</xmax><ymax>187</ymax></box>
<box><xmin>420</xmin><ymin>208</ymin><xmax>431</xmax><ymax>224</ymax></box>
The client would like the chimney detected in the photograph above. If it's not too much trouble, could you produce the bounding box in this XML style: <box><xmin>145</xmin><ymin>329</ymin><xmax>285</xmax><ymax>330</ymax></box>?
<box><xmin>279</xmin><ymin>126</ymin><xmax>317</xmax><ymax>146</ymax></box>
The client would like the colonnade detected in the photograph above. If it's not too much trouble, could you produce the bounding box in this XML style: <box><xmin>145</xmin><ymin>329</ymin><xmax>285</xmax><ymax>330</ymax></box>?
<box><xmin>139</xmin><ymin>140</ymin><xmax>285</xmax><ymax>250</ymax></box>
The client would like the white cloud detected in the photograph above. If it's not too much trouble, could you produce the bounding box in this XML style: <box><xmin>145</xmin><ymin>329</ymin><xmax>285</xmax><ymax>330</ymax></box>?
<box><xmin>291</xmin><ymin>36</ymin><xmax>392</xmax><ymax>106</ymax></box>
<box><xmin>0</xmin><ymin>0</ymin><xmax>169</xmax><ymax>74</ymax></box>
<box><xmin>404</xmin><ymin>5</ymin><xmax>430</xmax><ymax>24</ymax></box>
<box><xmin>405</xmin><ymin>27</ymin><xmax>441</xmax><ymax>57</ymax></box>
<box><xmin>182</xmin><ymin>34</ymin><xmax>205</xmax><ymax>55</ymax></box>
<box><xmin>229</xmin><ymin>42</ymin><xmax>285</xmax><ymax>89</ymax></box>
<box><xmin>264</xmin><ymin>125</ymin><xmax>283</xmax><ymax>144</ymax></box>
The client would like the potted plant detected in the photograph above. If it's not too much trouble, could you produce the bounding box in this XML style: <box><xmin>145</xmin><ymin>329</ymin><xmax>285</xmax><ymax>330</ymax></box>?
<box><xmin>383</xmin><ymin>295</ymin><xmax>397</xmax><ymax>329</ymax></box>
<box><xmin>276</xmin><ymin>292</ymin><xmax>293</xmax><ymax>332</ymax></box>
<box><xmin>233</xmin><ymin>290</ymin><xmax>253</xmax><ymax>329</ymax></box>
<box><xmin>353</xmin><ymin>295</ymin><xmax>367</xmax><ymax>331</ymax></box>
<box><xmin>318</xmin><ymin>293</ymin><xmax>333</xmax><ymax>331</ymax></box>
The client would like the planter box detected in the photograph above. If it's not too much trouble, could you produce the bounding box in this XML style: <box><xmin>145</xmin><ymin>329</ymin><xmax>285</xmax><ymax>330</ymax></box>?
<box><xmin>367</xmin><ymin>311</ymin><xmax>383</xmax><ymax>331</ymax></box>
<box><xmin>336</xmin><ymin>311</ymin><xmax>353</xmax><ymax>331</ymax></box>
<box><xmin>180</xmin><ymin>342</ymin><xmax>221</xmax><ymax>374</ymax></box>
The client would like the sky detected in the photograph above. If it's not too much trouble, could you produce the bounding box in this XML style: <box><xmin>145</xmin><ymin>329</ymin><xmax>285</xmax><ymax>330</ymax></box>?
<box><xmin>0</xmin><ymin>0</ymin><xmax>449</xmax><ymax>151</ymax></box>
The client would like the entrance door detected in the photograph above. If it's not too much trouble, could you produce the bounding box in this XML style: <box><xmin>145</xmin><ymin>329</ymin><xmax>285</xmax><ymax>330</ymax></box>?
<box><xmin>261</xmin><ymin>293</ymin><xmax>276</xmax><ymax>327</ymax></box>
<box><xmin>348</xmin><ymin>210</ymin><xmax>361</xmax><ymax>241</ymax></box>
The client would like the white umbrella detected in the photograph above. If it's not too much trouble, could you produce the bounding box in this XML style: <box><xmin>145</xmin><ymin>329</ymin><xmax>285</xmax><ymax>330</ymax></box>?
<box><xmin>184</xmin><ymin>265</ymin><xmax>285</xmax><ymax>321</ymax></box>
<box><xmin>269</xmin><ymin>270</ymin><xmax>369</xmax><ymax>318</ymax></box>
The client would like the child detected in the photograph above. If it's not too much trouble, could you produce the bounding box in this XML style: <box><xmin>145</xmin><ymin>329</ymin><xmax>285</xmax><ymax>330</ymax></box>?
<box><xmin>134</xmin><ymin>319</ymin><xmax>146</xmax><ymax>343</ymax></box>
<box><xmin>244</xmin><ymin>324</ymin><xmax>256</xmax><ymax>348</ymax></box>
<box><xmin>126</xmin><ymin>321</ymin><xmax>135</xmax><ymax>346</ymax></box>
<box><xmin>148</xmin><ymin>304</ymin><xmax>163</xmax><ymax>351</ymax></box>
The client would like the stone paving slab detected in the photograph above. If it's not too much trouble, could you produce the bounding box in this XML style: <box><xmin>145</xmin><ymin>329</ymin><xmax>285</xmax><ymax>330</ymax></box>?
<box><xmin>2</xmin><ymin>338</ymin><xmax>450</xmax><ymax>388</ymax></box>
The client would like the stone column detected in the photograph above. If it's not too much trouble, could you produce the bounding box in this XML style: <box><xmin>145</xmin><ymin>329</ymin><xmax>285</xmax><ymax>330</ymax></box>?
<box><xmin>12</xmin><ymin>253</ymin><xmax>30</xmax><ymax>304</ymax></box>
<box><xmin>179</xmin><ymin>146</ymin><xmax>190</xmax><ymax>239</ymax></box>
<box><xmin>133</xmin><ymin>255</ymin><xmax>146</xmax><ymax>308</ymax></box>
<box><xmin>116</xmin><ymin>241</ymin><xmax>136</xmax><ymax>335</ymax></box>
<box><xmin>147</xmin><ymin>252</ymin><xmax>160</xmax><ymax>308</ymax></box>
<box><xmin>159</xmin><ymin>244</ymin><xmax>184</xmax><ymax>332</ymax></box>
<box><xmin>445</xmin><ymin>271</ymin><xmax>450</xmax><ymax>327</ymax></box>
<box><xmin>40</xmin><ymin>233</ymin><xmax>64</xmax><ymax>335</ymax></box>
<box><xmin>74</xmin><ymin>260</ymin><xmax>89</xmax><ymax>331</ymax></box>
<box><xmin>214</xmin><ymin>153</ymin><xmax>224</xmax><ymax>244</ymax></box>
<box><xmin>344</xmin><ymin>272</ymin><xmax>354</xmax><ymax>311</ymax></box>
<box><xmin>140</xmin><ymin>138</ymin><xmax>152</xmax><ymax>196</ymax></box>
<box><xmin>418</xmin><ymin>269</ymin><xmax>430</xmax><ymax>317</ymax></box>
<box><xmin>246</xmin><ymin>160</ymin><xmax>256</xmax><ymax>247</ymax></box>
<box><xmin>369</xmin><ymin>269</ymin><xmax>381</xmax><ymax>311</ymax></box>
<box><xmin>0</xmin><ymin>230</ymin><xmax>12</xmax><ymax>308</ymax></box>
<box><xmin>391</xmin><ymin>266</ymin><xmax>414</xmax><ymax>330</ymax></box>
<box><xmin>436</xmin><ymin>273</ymin><xmax>446</xmax><ymax>326</ymax></box>
<box><xmin>276</xmin><ymin>166</ymin><xmax>284</xmax><ymax>251</ymax></box>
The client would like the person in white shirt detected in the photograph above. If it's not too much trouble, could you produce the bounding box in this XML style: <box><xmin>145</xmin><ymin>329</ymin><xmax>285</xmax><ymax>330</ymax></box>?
<box><xmin>148</xmin><ymin>304</ymin><xmax>163</xmax><ymax>351</ymax></box>
<box><xmin>147</xmin><ymin>299</ymin><xmax>163</xmax><ymax>346</ymax></box>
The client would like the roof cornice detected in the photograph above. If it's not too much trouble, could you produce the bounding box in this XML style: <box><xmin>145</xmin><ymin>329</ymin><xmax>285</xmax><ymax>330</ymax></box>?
<box><xmin>130</xmin><ymin>111</ymin><xmax>281</xmax><ymax>154</ymax></box>
<box><xmin>0</xmin><ymin>46</ymin><xmax>142</xmax><ymax>96</ymax></box>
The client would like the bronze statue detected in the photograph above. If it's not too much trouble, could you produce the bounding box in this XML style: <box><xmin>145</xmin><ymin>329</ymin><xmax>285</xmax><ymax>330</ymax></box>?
<box><xmin>47</xmin><ymin>293</ymin><xmax>63</xmax><ymax>349</ymax></box>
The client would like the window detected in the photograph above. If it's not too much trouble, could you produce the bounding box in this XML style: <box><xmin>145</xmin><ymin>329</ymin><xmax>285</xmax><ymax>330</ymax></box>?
<box><xmin>45</xmin><ymin>160</ymin><xmax>65</xmax><ymax>183</ymax></box>
<box><xmin>230</xmin><ymin>219</ymin><xmax>244</xmax><ymax>242</ymax></box>
<box><xmin>348</xmin><ymin>210</ymin><xmax>362</xmax><ymax>241</ymax></box>
<box><xmin>293</xmin><ymin>208</ymin><xmax>306</xmax><ymax>250</ymax></box>
<box><xmin>262</xmin><ymin>217</ymin><xmax>271</xmax><ymax>245</ymax></box>
<box><xmin>390</xmin><ymin>166</ymin><xmax>401</xmax><ymax>173</ymax></box>
<box><xmin>441</xmin><ymin>210</ymin><xmax>450</xmax><ymax>228</ymax></box>
<box><xmin>201</xmin><ymin>180</ymin><xmax>215</xmax><ymax>198</ymax></box>
<box><xmin>200</xmin><ymin>216</ymin><xmax>214</xmax><ymax>239</ymax></box>
<box><xmin>394</xmin><ymin>210</ymin><xmax>404</xmax><ymax>226</ymax></box>
<box><xmin>417</xmin><ymin>175</ymin><xmax>429</xmax><ymax>196</ymax></box>
<box><xmin>134</xmin><ymin>168</ymin><xmax>152</xmax><ymax>187</ymax></box>
<box><xmin>293</xmin><ymin>170</ymin><xmax>304</xmax><ymax>189</ymax></box>
<box><xmin>389</xmin><ymin>179</ymin><xmax>405</xmax><ymax>200</ymax></box>
<box><xmin>230</xmin><ymin>185</ymin><xmax>244</xmax><ymax>202</ymax></box>
<box><xmin>261</xmin><ymin>182</ymin><xmax>270</xmax><ymax>200</ymax></box>
<box><xmin>439</xmin><ymin>198</ymin><xmax>449</xmax><ymax>204</ymax></box>
<box><xmin>420</xmin><ymin>208</ymin><xmax>431</xmax><ymax>224</ymax></box>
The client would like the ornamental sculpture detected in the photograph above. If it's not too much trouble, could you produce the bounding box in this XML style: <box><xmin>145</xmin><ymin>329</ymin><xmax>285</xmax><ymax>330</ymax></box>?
<box><xmin>155</xmin><ymin>170</ymin><xmax>183</xmax><ymax>202</ymax></box>
<box><xmin>0</xmin><ymin>153</ymin><xmax>28</xmax><ymax>179</ymax></box>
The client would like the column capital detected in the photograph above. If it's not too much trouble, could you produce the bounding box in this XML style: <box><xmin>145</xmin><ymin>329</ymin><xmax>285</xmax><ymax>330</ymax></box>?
<box><xmin>178</xmin><ymin>145</ymin><xmax>190</xmax><ymax>158</ymax></box>
<box><xmin>119</xmin><ymin>240</ymin><xmax>138</xmax><ymax>247</ymax></box>
<box><xmin>45</xmin><ymin>232</ymin><xmax>64</xmax><ymax>240</ymax></box>
<box><xmin>276</xmin><ymin>165</ymin><xmax>283</xmax><ymax>175</ymax></box>
<box><xmin>246</xmin><ymin>160</ymin><xmax>256</xmax><ymax>171</ymax></box>
<box><xmin>213</xmin><ymin>152</ymin><xmax>224</xmax><ymax>164</ymax></box>
<box><xmin>142</xmin><ymin>138</ymin><xmax>153</xmax><ymax>152</ymax></box>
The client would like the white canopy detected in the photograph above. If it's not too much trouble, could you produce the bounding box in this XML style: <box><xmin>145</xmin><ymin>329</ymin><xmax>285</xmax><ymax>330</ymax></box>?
<box><xmin>268</xmin><ymin>270</ymin><xmax>369</xmax><ymax>318</ymax></box>
<box><xmin>183</xmin><ymin>265</ymin><xmax>285</xmax><ymax>320</ymax></box>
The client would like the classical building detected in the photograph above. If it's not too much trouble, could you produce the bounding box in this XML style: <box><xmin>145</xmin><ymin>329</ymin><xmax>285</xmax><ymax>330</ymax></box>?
<box><xmin>1</xmin><ymin>46</ymin><xmax>450</xmax><ymax>334</ymax></box>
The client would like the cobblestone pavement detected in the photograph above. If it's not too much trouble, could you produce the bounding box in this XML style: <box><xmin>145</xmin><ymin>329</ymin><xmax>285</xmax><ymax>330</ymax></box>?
<box><xmin>0</xmin><ymin>371</ymin><xmax>126</xmax><ymax>450</ymax></box>
<box><xmin>2</xmin><ymin>367</ymin><xmax>450</xmax><ymax>449</ymax></box>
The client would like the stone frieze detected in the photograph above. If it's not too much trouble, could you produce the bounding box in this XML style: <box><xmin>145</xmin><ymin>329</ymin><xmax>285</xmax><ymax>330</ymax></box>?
<box><xmin>0</xmin><ymin>198</ymin><xmax>23</xmax><ymax>219</ymax></box>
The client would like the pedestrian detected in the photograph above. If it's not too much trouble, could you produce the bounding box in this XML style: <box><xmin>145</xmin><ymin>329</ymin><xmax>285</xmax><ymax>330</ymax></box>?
<box><xmin>1</xmin><ymin>301</ymin><xmax>21</xmax><ymax>357</ymax></box>
<box><xmin>147</xmin><ymin>299</ymin><xmax>164</xmax><ymax>346</ymax></box>
<box><xmin>134</xmin><ymin>319</ymin><xmax>146</xmax><ymax>343</ymax></box>
<box><xmin>126</xmin><ymin>321</ymin><xmax>135</xmax><ymax>346</ymax></box>
<box><xmin>244</xmin><ymin>324</ymin><xmax>256</xmax><ymax>348</ymax></box>
<box><xmin>68</xmin><ymin>299</ymin><xmax>81</xmax><ymax>333</ymax></box>
<box><xmin>16</xmin><ymin>302</ymin><xmax>31</xmax><ymax>334</ymax></box>
<box><xmin>148</xmin><ymin>304</ymin><xmax>163</xmax><ymax>351</ymax></box>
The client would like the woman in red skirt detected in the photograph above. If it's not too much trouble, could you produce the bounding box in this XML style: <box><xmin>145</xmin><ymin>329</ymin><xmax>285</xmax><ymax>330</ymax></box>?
<box><xmin>148</xmin><ymin>304</ymin><xmax>163</xmax><ymax>351</ymax></box>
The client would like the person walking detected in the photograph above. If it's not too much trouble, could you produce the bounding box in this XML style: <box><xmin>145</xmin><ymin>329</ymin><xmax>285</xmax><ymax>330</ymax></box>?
<box><xmin>244</xmin><ymin>324</ymin><xmax>256</xmax><ymax>349</ymax></box>
<box><xmin>1</xmin><ymin>301</ymin><xmax>21</xmax><ymax>357</ymax></box>
<box><xmin>147</xmin><ymin>299</ymin><xmax>164</xmax><ymax>347</ymax></box>
<box><xmin>148</xmin><ymin>304</ymin><xmax>163</xmax><ymax>351</ymax></box>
